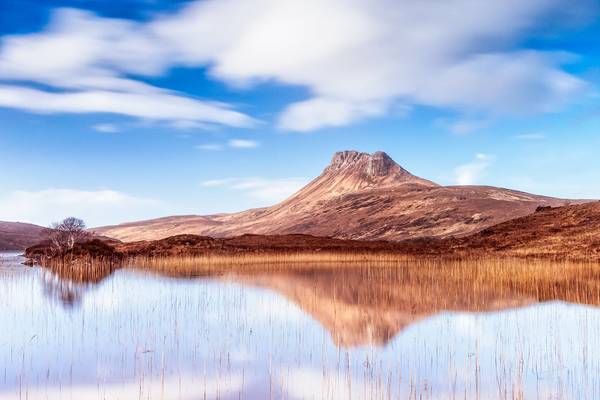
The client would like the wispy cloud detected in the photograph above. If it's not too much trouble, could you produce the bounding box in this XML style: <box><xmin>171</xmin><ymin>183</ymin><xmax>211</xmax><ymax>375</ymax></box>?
<box><xmin>196</xmin><ymin>139</ymin><xmax>260</xmax><ymax>151</ymax></box>
<box><xmin>0</xmin><ymin>189</ymin><xmax>164</xmax><ymax>227</ymax></box>
<box><xmin>93</xmin><ymin>123</ymin><xmax>120</xmax><ymax>133</ymax></box>
<box><xmin>228</xmin><ymin>139</ymin><xmax>259</xmax><ymax>149</ymax></box>
<box><xmin>195</xmin><ymin>144</ymin><xmax>224</xmax><ymax>151</ymax></box>
<box><xmin>0</xmin><ymin>9</ymin><xmax>255</xmax><ymax>128</ymax></box>
<box><xmin>200</xmin><ymin>178</ymin><xmax>234</xmax><ymax>187</ymax></box>
<box><xmin>200</xmin><ymin>177</ymin><xmax>307</xmax><ymax>202</ymax></box>
<box><xmin>0</xmin><ymin>1</ymin><xmax>592</xmax><ymax>131</ymax></box>
<box><xmin>0</xmin><ymin>84</ymin><xmax>255</xmax><ymax>128</ymax></box>
<box><xmin>277</xmin><ymin>98</ymin><xmax>388</xmax><ymax>132</ymax></box>
<box><xmin>514</xmin><ymin>133</ymin><xmax>546</xmax><ymax>140</ymax></box>
<box><xmin>454</xmin><ymin>154</ymin><xmax>495</xmax><ymax>185</ymax></box>
<box><xmin>437</xmin><ymin>118</ymin><xmax>490</xmax><ymax>135</ymax></box>
<box><xmin>169</xmin><ymin>120</ymin><xmax>215</xmax><ymax>130</ymax></box>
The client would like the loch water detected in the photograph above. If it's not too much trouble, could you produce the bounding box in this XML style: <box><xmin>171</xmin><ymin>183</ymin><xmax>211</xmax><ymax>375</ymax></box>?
<box><xmin>1</xmin><ymin>252</ymin><xmax>600</xmax><ymax>399</ymax></box>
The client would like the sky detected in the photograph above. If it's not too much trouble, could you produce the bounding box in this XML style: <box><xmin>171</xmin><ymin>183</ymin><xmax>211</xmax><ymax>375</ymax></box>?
<box><xmin>0</xmin><ymin>0</ymin><xmax>599</xmax><ymax>227</ymax></box>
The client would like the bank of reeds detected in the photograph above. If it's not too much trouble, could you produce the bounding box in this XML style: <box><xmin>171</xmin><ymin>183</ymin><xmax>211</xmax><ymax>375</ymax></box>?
<box><xmin>126</xmin><ymin>255</ymin><xmax>600</xmax><ymax>307</ymax></box>
<box><xmin>126</xmin><ymin>251</ymin><xmax>418</xmax><ymax>274</ymax></box>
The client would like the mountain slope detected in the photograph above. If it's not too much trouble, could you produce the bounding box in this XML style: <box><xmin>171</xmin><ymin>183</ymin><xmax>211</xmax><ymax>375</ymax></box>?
<box><xmin>95</xmin><ymin>150</ymin><xmax>578</xmax><ymax>242</ymax></box>
<box><xmin>0</xmin><ymin>221</ymin><xmax>46</xmax><ymax>250</ymax></box>
<box><xmin>452</xmin><ymin>201</ymin><xmax>600</xmax><ymax>260</ymax></box>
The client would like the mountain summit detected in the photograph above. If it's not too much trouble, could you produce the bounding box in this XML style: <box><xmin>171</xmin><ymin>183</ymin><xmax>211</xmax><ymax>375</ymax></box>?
<box><xmin>325</xmin><ymin>150</ymin><xmax>436</xmax><ymax>186</ymax></box>
<box><xmin>285</xmin><ymin>151</ymin><xmax>437</xmax><ymax>205</ymax></box>
<box><xmin>95</xmin><ymin>150</ymin><xmax>575</xmax><ymax>242</ymax></box>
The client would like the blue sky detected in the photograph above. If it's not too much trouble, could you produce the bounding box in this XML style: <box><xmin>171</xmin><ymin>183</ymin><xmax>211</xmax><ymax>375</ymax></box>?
<box><xmin>0</xmin><ymin>0</ymin><xmax>599</xmax><ymax>227</ymax></box>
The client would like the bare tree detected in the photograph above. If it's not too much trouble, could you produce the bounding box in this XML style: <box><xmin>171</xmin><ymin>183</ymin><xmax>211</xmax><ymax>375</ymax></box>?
<box><xmin>45</xmin><ymin>217</ymin><xmax>90</xmax><ymax>253</ymax></box>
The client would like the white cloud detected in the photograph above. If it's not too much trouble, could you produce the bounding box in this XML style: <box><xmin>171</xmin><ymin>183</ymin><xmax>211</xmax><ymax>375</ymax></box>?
<box><xmin>196</xmin><ymin>143</ymin><xmax>224</xmax><ymax>151</ymax></box>
<box><xmin>454</xmin><ymin>154</ymin><xmax>495</xmax><ymax>185</ymax></box>
<box><xmin>93</xmin><ymin>123</ymin><xmax>119</xmax><ymax>133</ymax></box>
<box><xmin>0</xmin><ymin>9</ymin><xmax>255</xmax><ymax>128</ymax></box>
<box><xmin>0</xmin><ymin>0</ymin><xmax>593</xmax><ymax>131</ymax></box>
<box><xmin>169</xmin><ymin>120</ymin><xmax>216</xmax><ymax>130</ymax></box>
<box><xmin>200</xmin><ymin>178</ymin><xmax>234</xmax><ymax>187</ymax></box>
<box><xmin>514</xmin><ymin>132</ymin><xmax>546</xmax><ymax>140</ymax></box>
<box><xmin>0</xmin><ymin>189</ymin><xmax>165</xmax><ymax>227</ymax></box>
<box><xmin>0</xmin><ymin>84</ymin><xmax>255</xmax><ymax>128</ymax></box>
<box><xmin>201</xmin><ymin>177</ymin><xmax>308</xmax><ymax>202</ymax></box>
<box><xmin>196</xmin><ymin>140</ymin><xmax>259</xmax><ymax>150</ymax></box>
<box><xmin>437</xmin><ymin>118</ymin><xmax>490</xmax><ymax>135</ymax></box>
<box><xmin>228</xmin><ymin>139</ymin><xmax>259</xmax><ymax>149</ymax></box>
<box><xmin>278</xmin><ymin>97</ymin><xmax>388</xmax><ymax>132</ymax></box>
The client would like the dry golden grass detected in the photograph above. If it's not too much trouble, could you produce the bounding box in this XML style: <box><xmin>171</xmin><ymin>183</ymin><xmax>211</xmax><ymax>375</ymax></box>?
<box><xmin>126</xmin><ymin>254</ymin><xmax>600</xmax><ymax>306</ymax></box>
<box><xmin>38</xmin><ymin>259</ymin><xmax>117</xmax><ymax>284</ymax></box>
<box><xmin>36</xmin><ymin>251</ymin><xmax>600</xmax><ymax>314</ymax></box>
<box><xmin>126</xmin><ymin>251</ymin><xmax>416</xmax><ymax>274</ymax></box>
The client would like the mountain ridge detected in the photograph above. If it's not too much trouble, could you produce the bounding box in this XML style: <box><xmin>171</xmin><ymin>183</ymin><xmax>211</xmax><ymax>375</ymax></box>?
<box><xmin>94</xmin><ymin>150</ymin><xmax>582</xmax><ymax>242</ymax></box>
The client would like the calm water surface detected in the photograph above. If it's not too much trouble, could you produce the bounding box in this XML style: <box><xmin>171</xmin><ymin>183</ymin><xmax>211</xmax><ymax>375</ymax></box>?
<box><xmin>1</xmin><ymin>252</ymin><xmax>600</xmax><ymax>399</ymax></box>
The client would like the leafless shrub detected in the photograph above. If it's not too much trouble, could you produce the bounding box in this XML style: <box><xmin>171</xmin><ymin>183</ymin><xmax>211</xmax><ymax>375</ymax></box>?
<box><xmin>45</xmin><ymin>217</ymin><xmax>90</xmax><ymax>254</ymax></box>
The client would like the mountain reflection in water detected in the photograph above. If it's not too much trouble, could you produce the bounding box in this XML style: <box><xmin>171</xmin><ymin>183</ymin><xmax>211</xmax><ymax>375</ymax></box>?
<box><xmin>1</xmin><ymin>255</ymin><xmax>600</xmax><ymax>399</ymax></box>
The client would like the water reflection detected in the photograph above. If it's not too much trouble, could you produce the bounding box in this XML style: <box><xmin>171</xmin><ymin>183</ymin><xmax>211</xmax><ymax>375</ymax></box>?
<box><xmin>38</xmin><ymin>264</ymin><xmax>116</xmax><ymax>308</ymax></box>
<box><xmin>1</xmin><ymin>254</ymin><xmax>600</xmax><ymax>399</ymax></box>
<box><xmin>226</xmin><ymin>268</ymin><xmax>535</xmax><ymax>347</ymax></box>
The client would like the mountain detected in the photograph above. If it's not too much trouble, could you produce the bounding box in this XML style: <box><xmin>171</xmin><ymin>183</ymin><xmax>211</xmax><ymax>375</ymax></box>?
<box><xmin>0</xmin><ymin>221</ymin><xmax>46</xmax><ymax>250</ymax></box>
<box><xmin>94</xmin><ymin>150</ymin><xmax>577</xmax><ymax>242</ymax></box>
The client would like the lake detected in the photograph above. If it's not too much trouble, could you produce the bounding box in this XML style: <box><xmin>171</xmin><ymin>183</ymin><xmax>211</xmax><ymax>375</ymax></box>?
<box><xmin>1</xmin><ymin>252</ymin><xmax>600</xmax><ymax>399</ymax></box>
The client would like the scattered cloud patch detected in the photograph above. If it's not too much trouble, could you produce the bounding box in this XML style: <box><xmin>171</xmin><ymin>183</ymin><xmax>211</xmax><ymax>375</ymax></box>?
<box><xmin>169</xmin><ymin>120</ymin><xmax>216</xmax><ymax>130</ymax></box>
<box><xmin>0</xmin><ymin>188</ymin><xmax>164</xmax><ymax>227</ymax></box>
<box><xmin>201</xmin><ymin>177</ymin><xmax>307</xmax><ymax>202</ymax></box>
<box><xmin>228</xmin><ymin>139</ymin><xmax>259</xmax><ymax>149</ymax></box>
<box><xmin>454</xmin><ymin>154</ymin><xmax>495</xmax><ymax>185</ymax></box>
<box><xmin>514</xmin><ymin>132</ymin><xmax>546</xmax><ymax>140</ymax></box>
<box><xmin>438</xmin><ymin>118</ymin><xmax>491</xmax><ymax>135</ymax></box>
<box><xmin>196</xmin><ymin>139</ymin><xmax>260</xmax><ymax>151</ymax></box>
<box><xmin>0</xmin><ymin>1</ymin><xmax>593</xmax><ymax>131</ymax></box>
<box><xmin>200</xmin><ymin>178</ymin><xmax>234</xmax><ymax>187</ymax></box>
<box><xmin>93</xmin><ymin>123</ymin><xmax>120</xmax><ymax>133</ymax></box>
<box><xmin>196</xmin><ymin>143</ymin><xmax>224</xmax><ymax>151</ymax></box>
<box><xmin>277</xmin><ymin>98</ymin><xmax>388</xmax><ymax>132</ymax></box>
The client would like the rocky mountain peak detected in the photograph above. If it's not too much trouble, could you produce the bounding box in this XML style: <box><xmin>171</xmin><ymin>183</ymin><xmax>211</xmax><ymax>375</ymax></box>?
<box><xmin>328</xmin><ymin>150</ymin><xmax>412</xmax><ymax>179</ymax></box>
<box><xmin>303</xmin><ymin>150</ymin><xmax>439</xmax><ymax>197</ymax></box>
<box><xmin>367</xmin><ymin>151</ymin><xmax>396</xmax><ymax>177</ymax></box>
<box><xmin>329</xmin><ymin>151</ymin><xmax>396</xmax><ymax>175</ymax></box>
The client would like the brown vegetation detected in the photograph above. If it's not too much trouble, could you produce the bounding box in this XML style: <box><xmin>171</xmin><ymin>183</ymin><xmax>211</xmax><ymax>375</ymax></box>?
<box><xmin>0</xmin><ymin>221</ymin><xmax>46</xmax><ymax>250</ymax></box>
<box><xmin>449</xmin><ymin>201</ymin><xmax>600</xmax><ymax>260</ymax></box>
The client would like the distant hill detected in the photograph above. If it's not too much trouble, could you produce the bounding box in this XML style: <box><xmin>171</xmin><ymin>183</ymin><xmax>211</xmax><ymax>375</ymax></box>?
<box><xmin>452</xmin><ymin>201</ymin><xmax>600</xmax><ymax>260</ymax></box>
<box><xmin>0</xmin><ymin>221</ymin><xmax>46</xmax><ymax>250</ymax></box>
<box><xmin>95</xmin><ymin>150</ymin><xmax>580</xmax><ymax>242</ymax></box>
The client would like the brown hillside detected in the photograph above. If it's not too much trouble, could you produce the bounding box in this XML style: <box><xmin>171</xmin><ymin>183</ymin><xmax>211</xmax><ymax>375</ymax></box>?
<box><xmin>0</xmin><ymin>221</ymin><xmax>46</xmax><ymax>250</ymax></box>
<box><xmin>453</xmin><ymin>201</ymin><xmax>600</xmax><ymax>260</ymax></box>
